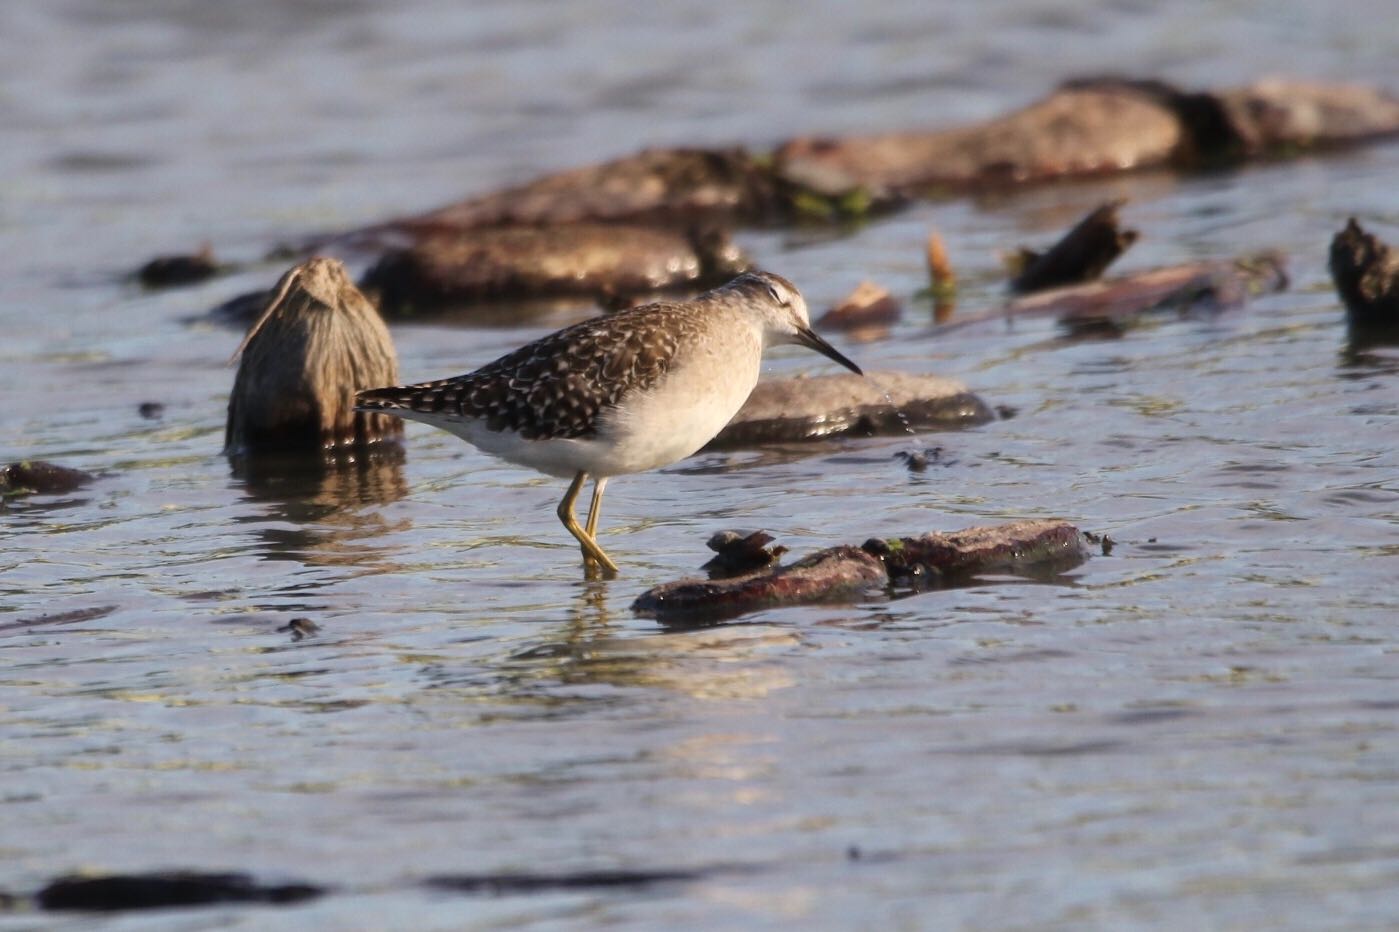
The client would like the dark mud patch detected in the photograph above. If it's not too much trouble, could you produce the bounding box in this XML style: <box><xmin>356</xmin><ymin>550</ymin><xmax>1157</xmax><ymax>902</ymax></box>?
<box><xmin>34</xmin><ymin>872</ymin><xmax>324</xmax><ymax>913</ymax></box>
<box><xmin>423</xmin><ymin>867</ymin><xmax>709</xmax><ymax>897</ymax></box>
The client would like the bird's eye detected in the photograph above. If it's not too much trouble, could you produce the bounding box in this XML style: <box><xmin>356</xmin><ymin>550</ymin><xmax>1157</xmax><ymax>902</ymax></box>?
<box><xmin>765</xmin><ymin>284</ymin><xmax>789</xmax><ymax>307</ymax></box>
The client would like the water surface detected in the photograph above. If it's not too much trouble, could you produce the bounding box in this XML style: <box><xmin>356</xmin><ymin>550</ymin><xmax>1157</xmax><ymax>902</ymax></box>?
<box><xmin>3</xmin><ymin>1</ymin><xmax>1399</xmax><ymax>927</ymax></box>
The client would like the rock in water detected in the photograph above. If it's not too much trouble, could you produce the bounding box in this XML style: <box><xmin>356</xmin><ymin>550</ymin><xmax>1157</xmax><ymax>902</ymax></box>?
<box><xmin>710</xmin><ymin>371</ymin><xmax>993</xmax><ymax>448</ymax></box>
<box><xmin>226</xmin><ymin>258</ymin><xmax>402</xmax><ymax>455</ymax></box>
<box><xmin>0</xmin><ymin>461</ymin><xmax>95</xmax><ymax>497</ymax></box>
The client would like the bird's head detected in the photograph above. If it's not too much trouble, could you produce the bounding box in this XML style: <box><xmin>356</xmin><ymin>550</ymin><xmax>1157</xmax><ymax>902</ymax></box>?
<box><xmin>722</xmin><ymin>270</ymin><xmax>863</xmax><ymax>375</ymax></box>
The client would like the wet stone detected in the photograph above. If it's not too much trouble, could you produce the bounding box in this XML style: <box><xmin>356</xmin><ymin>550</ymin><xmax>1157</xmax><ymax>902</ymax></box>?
<box><xmin>711</xmin><ymin>371</ymin><xmax>993</xmax><ymax>449</ymax></box>
<box><xmin>0</xmin><ymin>461</ymin><xmax>96</xmax><ymax>497</ymax></box>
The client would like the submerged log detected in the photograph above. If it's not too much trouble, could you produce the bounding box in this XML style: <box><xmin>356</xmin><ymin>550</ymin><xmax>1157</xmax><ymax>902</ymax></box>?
<box><xmin>865</xmin><ymin>520</ymin><xmax>1090</xmax><ymax>584</ymax></box>
<box><xmin>1215</xmin><ymin>78</ymin><xmax>1399</xmax><ymax>155</ymax></box>
<box><xmin>320</xmin><ymin>147</ymin><xmax>893</xmax><ymax>255</ymax></box>
<box><xmin>634</xmin><ymin>545</ymin><xmax>887</xmax><ymax>621</ymax></box>
<box><xmin>1010</xmin><ymin>200</ymin><xmax>1138</xmax><ymax>293</ymax></box>
<box><xmin>775</xmin><ymin>83</ymin><xmax>1187</xmax><ymax>193</ymax></box>
<box><xmin>361</xmin><ymin>223</ymin><xmax>749</xmax><ymax>316</ymax></box>
<box><xmin>774</xmin><ymin>78</ymin><xmax>1399</xmax><ymax>195</ymax></box>
<box><xmin>634</xmin><ymin>519</ymin><xmax>1087</xmax><ymax>622</ymax></box>
<box><xmin>226</xmin><ymin>258</ymin><xmax>402</xmax><ymax>455</ymax></box>
<box><xmin>710</xmin><ymin>370</ymin><xmax>994</xmax><ymax>449</ymax></box>
<box><xmin>0</xmin><ymin>461</ymin><xmax>95</xmax><ymax>497</ymax></box>
<box><xmin>1329</xmin><ymin>218</ymin><xmax>1399</xmax><ymax>332</ymax></box>
<box><xmin>397</xmin><ymin>148</ymin><xmax>785</xmax><ymax>231</ymax></box>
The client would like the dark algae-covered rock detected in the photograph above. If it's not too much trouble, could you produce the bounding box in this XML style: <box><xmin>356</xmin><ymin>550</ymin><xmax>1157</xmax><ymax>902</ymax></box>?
<box><xmin>226</xmin><ymin>257</ymin><xmax>402</xmax><ymax>455</ymax></box>
<box><xmin>634</xmin><ymin>520</ymin><xmax>1088</xmax><ymax>622</ymax></box>
<box><xmin>1330</xmin><ymin>218</ymin><xmax>1399</xmax><ymax>332</ymax></box>
<box><xmin>361</xmin><ymin>223</ymin><xmax>749</xmax><ymax>315</ymax></box>
<box><xmin>0</xmin><ymin>461</ymin><xmax>95</xmax><ymax>497</ymax></box>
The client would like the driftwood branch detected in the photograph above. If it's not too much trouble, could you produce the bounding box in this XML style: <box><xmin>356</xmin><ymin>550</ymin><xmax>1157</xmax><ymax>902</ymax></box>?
<box><xmin>634</xmin><ymin>519</ymin><xmax>1088</xmax><ymax>623</ymax></box>
<box><xmin>1010</xmin><ymin>201</ymin><xmax>1138</xmax><ymax>293</ymax></box>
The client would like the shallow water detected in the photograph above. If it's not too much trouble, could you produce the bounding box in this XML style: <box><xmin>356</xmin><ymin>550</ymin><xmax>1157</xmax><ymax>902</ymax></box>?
<box><xmin>4</xmin><ymin>1</ymin><xmax>1399</xmax><ymax>927</ymax></box>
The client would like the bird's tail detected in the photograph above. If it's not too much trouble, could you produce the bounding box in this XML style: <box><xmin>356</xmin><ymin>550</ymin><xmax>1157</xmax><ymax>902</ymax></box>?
<box><xmin>354</xmin><ymin>386</ymin><xmax>419</xmax><ymax>413</ymax></box>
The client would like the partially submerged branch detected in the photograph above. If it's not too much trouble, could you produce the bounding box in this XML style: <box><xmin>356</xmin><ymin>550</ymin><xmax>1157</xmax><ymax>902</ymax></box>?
<box><xmin>634</xmin><ymin>519</ymin><xmax>1089</xmax><ymax>623</ymax></box>
<box><xmin>1009</xmin><ymin>200</ymin><xmax>1138</xmax><ymax>294</ymax></box>
<box><xmin>1330</xmin><ymin>218</ymin><xmax>1399</xmax><ymax>333</ymax></box>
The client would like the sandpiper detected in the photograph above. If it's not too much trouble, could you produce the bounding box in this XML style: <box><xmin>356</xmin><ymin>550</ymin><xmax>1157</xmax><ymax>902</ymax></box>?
<box><xmin>355</xmin><ymin>270</ymin><xmax>862</xmax><ymax>576</ymax></box>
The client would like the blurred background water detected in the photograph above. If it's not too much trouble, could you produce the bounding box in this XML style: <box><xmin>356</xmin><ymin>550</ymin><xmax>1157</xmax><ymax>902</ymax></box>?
<box><xmin>3</xmin><ymin>1</ymin><xmax>1399</xmax><ymax>927</ymax></box>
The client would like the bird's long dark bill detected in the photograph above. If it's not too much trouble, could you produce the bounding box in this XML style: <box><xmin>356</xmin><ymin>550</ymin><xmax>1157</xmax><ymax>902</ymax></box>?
<box><xmin>795</xmin><ymin>326</ymin><xmax>863</xmax><ymax>375</ymax></box>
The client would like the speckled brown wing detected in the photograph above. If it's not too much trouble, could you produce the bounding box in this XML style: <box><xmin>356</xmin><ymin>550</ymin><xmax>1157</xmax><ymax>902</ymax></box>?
<box><xmin>356</xmin><ymin>303</ymin><xmax>701</xmax><ymax>440</ymax></box>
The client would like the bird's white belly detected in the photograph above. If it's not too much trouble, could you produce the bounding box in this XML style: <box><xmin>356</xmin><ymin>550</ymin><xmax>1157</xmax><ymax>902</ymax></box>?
<box><xmin>419</xmin><ymin>326</ymin><xmax>763</xmax><ymax>479</ymax></box>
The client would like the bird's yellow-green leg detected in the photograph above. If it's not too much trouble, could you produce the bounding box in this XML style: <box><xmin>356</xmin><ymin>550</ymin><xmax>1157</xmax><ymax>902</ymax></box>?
<box><xmin>584</xmin><ymin>477</ymin><xmax>607</xmax><ymax>538</ymax></box>
<box><xmin>557</xmin><ymin>471</ymin><xmax>619</xmax><ymax>577</ymax></box>
<box><xmin>580</xmin><ymin>477</ymin><xmax>611</xmax><ymax>574</ymax></box>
